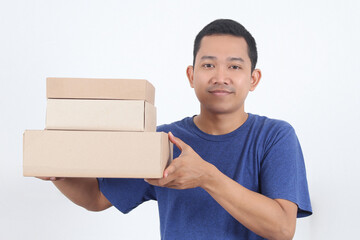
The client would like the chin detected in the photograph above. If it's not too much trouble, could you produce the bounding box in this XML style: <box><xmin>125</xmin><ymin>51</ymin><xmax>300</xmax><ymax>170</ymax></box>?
<box><xmin>202</xmin><ymin>101</ymin><xmax>244</xmax><ymax>115</ymax></box>
<box><xmin>206</xmin><ymin>106</ymin><xmax>237</xmax><ymax>115</ymax></box>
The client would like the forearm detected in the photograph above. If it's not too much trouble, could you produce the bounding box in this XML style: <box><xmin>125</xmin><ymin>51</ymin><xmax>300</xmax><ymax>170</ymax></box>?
<box><xmin>52</xmin><ymin>178</ymin><xmax>103</xmax><ymax>211</ymax></box>
<box><xmin>202</xmin><ymin>166</ymin><xmax>296</xmax><ymax>240</ymax></box>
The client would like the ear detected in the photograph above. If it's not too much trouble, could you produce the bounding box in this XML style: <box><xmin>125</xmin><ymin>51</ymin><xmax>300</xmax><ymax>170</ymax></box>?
<box><xmin>250</xmin><ymin>69</ymin><xmax>261</xmax><ymax>91</ymax></box>
<box><xmin>186</xmin><ymin>65</ymin><xmax>194</xmax><ymax>88</ymax></box>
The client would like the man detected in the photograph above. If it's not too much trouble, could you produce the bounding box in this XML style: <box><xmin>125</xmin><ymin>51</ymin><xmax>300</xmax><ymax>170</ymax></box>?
<box><xmin>41</xmin><ymin>19</ymin><xmax>312</xmax><ymax>239</ymax></box>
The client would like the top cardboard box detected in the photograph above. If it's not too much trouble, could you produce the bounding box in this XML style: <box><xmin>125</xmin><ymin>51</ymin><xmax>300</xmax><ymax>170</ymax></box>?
<box><xmin>47</xmin><ymin>77</ymin><xmax>155</xmax><ymax>105</ymax></box>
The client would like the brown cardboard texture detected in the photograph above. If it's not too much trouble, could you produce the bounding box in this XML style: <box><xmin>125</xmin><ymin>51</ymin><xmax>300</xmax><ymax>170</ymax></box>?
<box><xmin>47</xmin><ymin>77</ymin><xmax>155</xmax><ymax>105</ymax></box>
<box><xmin>23</xmin><ymin>130</ymin><xmax>173</xmax><ymax>178</ymax></box>
<box><xmin>46</xmin><ymin>99</ymin><xmax>156</xmax><ymax>132</ymax></box>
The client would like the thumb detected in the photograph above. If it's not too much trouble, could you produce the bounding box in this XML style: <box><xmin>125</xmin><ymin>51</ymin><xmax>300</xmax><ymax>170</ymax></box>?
<box><xmin>168</xmin><ymin>132</ymin><xmax>188</xmax><ymax>152</ymax></box>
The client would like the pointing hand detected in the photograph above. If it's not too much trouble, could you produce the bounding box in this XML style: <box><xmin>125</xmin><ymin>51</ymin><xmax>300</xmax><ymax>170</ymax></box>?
<box><xmin>145</xmin><ymin>132</ymin><xmax>215</xmax><ymax>189</ymax></box>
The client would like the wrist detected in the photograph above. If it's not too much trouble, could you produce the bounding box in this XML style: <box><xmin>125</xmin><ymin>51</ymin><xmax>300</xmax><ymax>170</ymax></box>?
<box><xmin>200</xmin><ymin>163</ymin><xmax>222</xmax><ymax>191</ymax></box>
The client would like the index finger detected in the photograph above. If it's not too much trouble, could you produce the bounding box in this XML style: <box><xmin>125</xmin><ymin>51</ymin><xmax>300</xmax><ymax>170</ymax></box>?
<box><xmin>35</xmin><ymin>177</ymin><xmax>65</xmax><ymax>181</ymax></box>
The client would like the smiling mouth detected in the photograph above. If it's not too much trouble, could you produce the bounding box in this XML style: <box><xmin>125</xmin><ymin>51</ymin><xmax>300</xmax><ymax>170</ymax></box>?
<box><xmin>207</xmin><ymin>85</ymin><xmax>236</xmax><ymax>96</ymax></box>
<box><xmin>208</xmin><ymin>89</ymin><xmax>233</xmax><ymax>96</ymax></box>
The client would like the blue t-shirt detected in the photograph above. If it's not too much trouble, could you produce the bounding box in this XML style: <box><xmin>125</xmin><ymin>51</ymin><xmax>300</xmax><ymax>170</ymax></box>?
<box><xmin>98</xmin><ymin>113</ymin><xmax>312</xmax><ymax>239</ymax></box>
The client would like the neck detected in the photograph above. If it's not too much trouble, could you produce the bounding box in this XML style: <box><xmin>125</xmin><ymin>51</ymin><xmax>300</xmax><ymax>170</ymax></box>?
<box><xmin>194</xmin><ymin>107</ymin><xmax>248</xmax><ymax>135</ymax></box>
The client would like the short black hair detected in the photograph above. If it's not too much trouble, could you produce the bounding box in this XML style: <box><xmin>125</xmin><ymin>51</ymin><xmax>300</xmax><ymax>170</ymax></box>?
<box><xmin>193</xmin><ymin>19</ymin><xmax>258</xmax><ymax>72</ymax></box>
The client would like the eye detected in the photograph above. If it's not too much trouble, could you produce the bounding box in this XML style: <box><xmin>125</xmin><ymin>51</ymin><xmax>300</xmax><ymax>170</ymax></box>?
<box><xmin>202</xmin><ymin>63</ymin><xmax>214</xmax><ymax>69</ymax></box>
<box><xmin>229</xmin><ymin>65</ymin><xmax>241</xmax><ymax>70</ymax></box>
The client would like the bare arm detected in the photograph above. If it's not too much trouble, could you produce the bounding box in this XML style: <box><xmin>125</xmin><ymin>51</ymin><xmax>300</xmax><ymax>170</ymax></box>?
<box><xmin>146</xmin><ymin>132</ymin><xmax>297</xmax><ymax>240</ymax></box>
<box><xmin>38</xmin><ymin>177</ymin><xmax>112</xmax><ymax>211</ymax></box>
<box><xmin>203</xmin><ymin>167</ymin><xmax>297</xmax><ymax>240</ymax></box>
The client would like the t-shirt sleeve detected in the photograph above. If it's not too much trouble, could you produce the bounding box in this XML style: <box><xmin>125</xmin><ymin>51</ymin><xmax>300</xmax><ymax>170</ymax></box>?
<box><xmin>97</xmin><ymin>178</ymin><xmax>156</xmax><ymax>214</ymax></box>
<box><xmin>260</xmin><ymin>123</ymin><xmax>312</xmax><ymax>217</ymax></box>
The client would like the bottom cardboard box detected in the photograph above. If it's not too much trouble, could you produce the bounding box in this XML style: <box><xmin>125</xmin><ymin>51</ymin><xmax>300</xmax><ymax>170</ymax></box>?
<box><xmin>23</xmin><ymin>130</ymin><xmax>173</xmax><ymax>178</ymax></box>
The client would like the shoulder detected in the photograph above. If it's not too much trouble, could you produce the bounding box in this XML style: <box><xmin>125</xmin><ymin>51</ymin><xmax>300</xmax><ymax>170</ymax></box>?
<box><xmin>249</xmin><ymin>113</ymin><xmax>295</xmax><ymax>136</ymax></box>
<box><xmin>156</xmin><ymin>117</ymin><xmax>193</xmax><ymax>133</ymax></box>
<box><xmin>247</xmin><ymin>114</ymin><xmax>299</xmax><ymax>150</ymax></box>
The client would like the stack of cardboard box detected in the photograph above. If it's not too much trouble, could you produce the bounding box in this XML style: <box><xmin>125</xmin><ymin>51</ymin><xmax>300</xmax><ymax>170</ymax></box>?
<box><xmin>23</xmin><ymin>77</ymin><xmax>173</xmax><ymax>178</ymax></box>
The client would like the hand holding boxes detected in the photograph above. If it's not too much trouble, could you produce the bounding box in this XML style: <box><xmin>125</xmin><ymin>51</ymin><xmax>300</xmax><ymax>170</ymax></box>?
<box><xmin>23</xmin><ymin>78</ymin><xmax>173</xmax><ymax>178</ymax></box>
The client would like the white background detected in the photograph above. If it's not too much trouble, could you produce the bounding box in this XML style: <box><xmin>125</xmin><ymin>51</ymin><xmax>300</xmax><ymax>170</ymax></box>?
<box><xmin>1</xmin><ymin>0</ymin><xmax>359</xmax><ymax>239</ymax></box>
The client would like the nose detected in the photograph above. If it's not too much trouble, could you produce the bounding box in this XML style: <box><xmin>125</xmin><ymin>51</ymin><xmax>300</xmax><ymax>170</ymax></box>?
<box><xmin>210</xmin><ymin>66</ymin><xmax>230</xmax><ymax>85</ymax></box>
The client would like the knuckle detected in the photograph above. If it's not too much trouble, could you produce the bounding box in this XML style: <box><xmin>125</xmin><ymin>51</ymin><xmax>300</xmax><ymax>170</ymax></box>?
<box><xmin>178</xmin><ymin>179</ymin><xmax>186</xmax><ymax>185</ymax></box>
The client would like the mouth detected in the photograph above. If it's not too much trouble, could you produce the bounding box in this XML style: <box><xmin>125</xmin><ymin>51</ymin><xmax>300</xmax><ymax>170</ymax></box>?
<box><xmin>208</xmin><ymin>89</ymin><xmax>233</xmax><ymax>96</ymax></box>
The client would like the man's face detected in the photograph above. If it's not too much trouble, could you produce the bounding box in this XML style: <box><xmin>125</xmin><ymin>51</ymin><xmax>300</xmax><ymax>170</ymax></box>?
<box><xmin>187</xmin><ymin>35</ymin><xmax>261</xmax><ymax>115</ymax></box>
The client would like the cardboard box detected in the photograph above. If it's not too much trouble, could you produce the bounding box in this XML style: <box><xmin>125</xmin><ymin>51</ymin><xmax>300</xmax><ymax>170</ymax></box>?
<box><xmin>23</xmin><ymin>130</ymin><xmax>173</xmax><ymax>178</ymax></box>
<box><xmin>46</xmin><ymin>99</ymin><xmax>156</xmax><ymax>132</ymax></box>
<box><xmin>47</xmin><ymin>78</ymin><xmax>155</xmax><ymax>105</ymax></box>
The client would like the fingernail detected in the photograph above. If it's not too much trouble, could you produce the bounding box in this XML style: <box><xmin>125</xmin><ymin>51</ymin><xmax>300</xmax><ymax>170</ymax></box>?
<box><xmin>50</xmin><ymin>177</ymin><xmax>56</xmax><ymax>181</ymax></box>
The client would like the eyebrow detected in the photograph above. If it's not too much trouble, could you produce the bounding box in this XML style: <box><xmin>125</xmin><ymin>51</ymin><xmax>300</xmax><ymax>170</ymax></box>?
<box><xmin>228</xmin><ymin>57</ymin><xmax>245</xmax><ymax>62</ymax></box>
<box><xmin>200</xmin><ymin>56</ymin><xmax>245</xmax><ymax>62</ymax></box>
<box><xmin>200</xmin><ymin>56</ymin><xmax>217</xmax><ymax>60</ymax></box>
